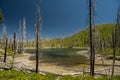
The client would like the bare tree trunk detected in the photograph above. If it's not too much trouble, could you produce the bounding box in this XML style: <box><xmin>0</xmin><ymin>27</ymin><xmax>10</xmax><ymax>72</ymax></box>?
<box><xmin>111</xmin><ymin>13</ymin><xmax>120</xmax><ymax>79</ymax></box>
<box><xmin>36</xmin><ymin>32</ymin><xmax>39</xmax><ymax>73</ymax></box>
<box><xmin>89</xmin><ymin>0</ymin><xmax>94</xmax><ymax>76</ymax></box>
<box><xmin>9</xmin><ymin>38</ymin><xmax>12</xmax><ymax>50</ymax></box>
<box><xmin>111</xmin><ymin>5</ymin><xmax>120</xmax><ymax>79</ymax></box>
<box><xmin>35</xmin><ymin>3</ymin><xmax>41</xmax><ymax>73</ymax></box>
<box><xmin>21</xmin><ymin>18</ymin><xmax>26</xmax><ymax>54</ymax></box>
<box><xmin>19</xmin><ymin>20</ymin><xmax>22</xmax><ymax>53</ymax></box>
<box><xmin>99</xmin><ymin>37</ymin><xmax>108</xmax><ymax>76</ymax></box>
<box><xmin>3</xmin><ymin>38</ymin><xmax>8</xmax><ymax>67</ymax></box>
<box><xmin>11</xmin><ymin>33</ymin><xmax>16</xmax><ymax>69</ymax></box>
<box><xmin>2</xmin><ymin>24</ymin><xmax>7</xmax><ymax>49</ymax></box>
<box><xmin>111</xmin><ymin>29</ymin><xmax>116</xmax><ymax>79</ymax></box>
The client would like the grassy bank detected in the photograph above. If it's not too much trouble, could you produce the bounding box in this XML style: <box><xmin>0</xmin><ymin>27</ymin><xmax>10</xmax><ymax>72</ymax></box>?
<box><xmin>0</xmin><ymin>69</ymin><xmax>120</xmax><ymax>80</ymax></box>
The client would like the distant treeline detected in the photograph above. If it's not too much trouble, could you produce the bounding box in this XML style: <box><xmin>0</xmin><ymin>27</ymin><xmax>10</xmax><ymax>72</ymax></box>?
<box><xmin>42</xmin><ymin>24</ymin><xmax>115</xmax><ymax>48</ymax></box>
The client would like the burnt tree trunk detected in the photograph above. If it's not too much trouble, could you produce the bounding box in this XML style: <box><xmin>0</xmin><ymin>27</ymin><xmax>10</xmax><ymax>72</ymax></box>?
<box><xmin>111</xmin><ymin>29</ymin><xmax>117</xmax><ymax>79</ymax></box>
<box><xmin>36</xmin><ymin>31</ymin><xmax>39</xmax><ymax>73</ymax></box>
<box><xmin>3</xmin><ymin>38</ymin><xmax>8</xmax><ymax>63</ymax></box>
<box><xmin>9</xmin><ymin>38</ymin><xmax>12</xmax><ymax>50</ymax></box>
<box><xmin>111</xmin><ymin>5</ymin><xmax>120</xmax><ymax>79</ymax></box>
<box><xmin>35</xmin><ymin>4</ymin><xmax>41</xmax><ymax>73</ymax></box>
<box><xmin>11</xmin><ymin>32</ymin><xmax>16</xmax><ymax>69</ymax></box>
<box><xmin>89</xmin><ymin>0</ymin><xmax>95</xmax><ymax>76</ymax></box>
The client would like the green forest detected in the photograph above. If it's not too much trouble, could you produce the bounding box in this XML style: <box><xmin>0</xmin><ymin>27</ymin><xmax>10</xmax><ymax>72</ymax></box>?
<box><xmin>44</xmin><ymin>24</ymin><xmax>115</xmax><ymax>48</ymax></box>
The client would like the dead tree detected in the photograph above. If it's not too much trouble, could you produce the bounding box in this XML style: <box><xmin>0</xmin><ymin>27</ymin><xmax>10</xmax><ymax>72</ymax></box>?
<box><xmin>111</xmin><ymin>5</ymin><xmax>120</xmax><ymax>79</ymax></box>
<box><xmin>9</xmin><ymin>38</ymin><xmax>12</xmax><ymax>50</ymax></box>
<box><xmin>18</xmin><ymin>20</ymin><xmax>22</xmax><ymax>53</ymax></box>
<box><xmin>11</xmin><ymin>33</ymin><xmax>16</xmax><ymax>69</ymax></box>
<box><xmin>2</xmin><ymin>24</ymin><xmax>7</xmax><ymax>49</ymax></box>
<box><xmin>89</xmin><ymin>0</ymin><xmax>96</xmax><ymax>76</ymax></box>
<box><xmin>3</xmin><ymin>38</ymin><xmax>8</xmax><ymax>66</ymax></box>
<box><xmin>21</xmin><ymin>18</ymin><xmax>26</xmax><ymax>53</ymax></box>
<box><xmin>35</xmin><ymin>2</ymin><xmax>41</xmax><ymax>73</ymax></box>
<box><xmin>111</xmin><ymin>29</ymin><xmax>116</xmax><ymax>79</ymax></box>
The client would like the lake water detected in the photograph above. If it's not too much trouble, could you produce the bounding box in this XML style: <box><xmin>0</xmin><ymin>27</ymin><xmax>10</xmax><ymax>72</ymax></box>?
<box><xmin>25</xmin><ymin>48</ymin><xmax>89</xmax><ymax>66</ymax></box>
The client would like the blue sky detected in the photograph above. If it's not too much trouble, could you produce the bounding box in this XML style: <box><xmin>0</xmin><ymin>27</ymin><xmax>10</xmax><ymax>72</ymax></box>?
<box><xmin>0</xmin><ymin>0</ymin><xmax>119</xmax><ymax>39</ymax></box>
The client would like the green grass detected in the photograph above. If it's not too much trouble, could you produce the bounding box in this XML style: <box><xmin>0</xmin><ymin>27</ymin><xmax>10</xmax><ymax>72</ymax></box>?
<box><xmin>7</xmin><ymin>49</ymin><xmax>14</xmax><ymax>54</ymax></box>
<box><xmin>0</xmin><ymin>51</ymin><xmax>3</xmax><ymax>55</ymax></box>
<box><xmin>7</xmin><ymin>49</ymin><xmax>14</xmax><ymax>56</ymax></box>
<box><xmin>0</xmin><ymin>69</ymin><xmax>120</xmax><ymax>80</ymax></box>
<box><xmin>0</xmin><ymin>69</ymin><xmax>56</xmax><ymax>80</ymax></box>
<box><xmin>0</xmin><ymin>49</ymin><xmax>14</xmax><ymax>56</ymax></box>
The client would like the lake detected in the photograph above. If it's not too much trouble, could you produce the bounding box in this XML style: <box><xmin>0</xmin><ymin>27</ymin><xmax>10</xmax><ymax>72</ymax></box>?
<box><xmin>25</xmin><ymin>48</ymin><xmax>89</xmax><ymax>67</ymax></box>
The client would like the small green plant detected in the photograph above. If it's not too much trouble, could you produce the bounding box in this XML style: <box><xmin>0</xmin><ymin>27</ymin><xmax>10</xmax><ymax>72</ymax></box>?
<box><xmin>7</xmin><ymin>49</ymin><xmax>14</xmax><ymax>56</ymax></box>
<box><xmin>59</xmin><ymin>75</ymin><xmax>74</xmax><ymax>80</ymax></box>
<box><xmin>0</xmin><ymin>51</ymin><xmax>3</xmax><ymax>55</ymax></box>
<box><xmin>7</xmin><ymin>49</ymin><xmax>14</xmax><ymax>54</ymax></box>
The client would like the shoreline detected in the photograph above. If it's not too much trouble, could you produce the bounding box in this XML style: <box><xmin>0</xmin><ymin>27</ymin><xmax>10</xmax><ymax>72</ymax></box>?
<box><xmin>0</xmin><ymin>49</ymin><xmax>120</xmax><ymax>76</ymax></box>
<box><xmin>14</xmin><ymin>50</ymin><xmax>120</xmax><ymax>76</ymax></box>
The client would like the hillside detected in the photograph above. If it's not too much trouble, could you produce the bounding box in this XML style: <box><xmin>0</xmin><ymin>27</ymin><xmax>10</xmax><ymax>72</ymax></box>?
<box><xmin>43</xmin><ymin>24</ymin><xmax>115</xmax><ymax>48</ymax></box>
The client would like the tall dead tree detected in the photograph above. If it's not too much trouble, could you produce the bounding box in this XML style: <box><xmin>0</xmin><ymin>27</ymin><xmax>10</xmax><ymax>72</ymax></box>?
<box><xmin>2</xmin><ymin>24</ymin><xmax>7</xmax><ymax>49</ymax></box>
<box><xmin>89</xmin><ymin>0</ymin><xmax>96</xmax><ymax>76</ymax></box>
<box><xmin>18</xmin><ymin>20</ymin><xmax>22</xmax><ymax>53</ymax></box>
<box><xmin>9</xmin><ymin>38</ymin><xmax>12</xmax><ymax>50</ymax></box>
<box><xmin>111</xmin><ymin>29</ymin><xmax>116</xmax><ymax>79</ymax></box>
<box><xmin>11</xmin><ymin>33</ymin><xmax>16</xmax><ymax>69</ymax></box>
<box><xmin>35</xmin><ymin>2</ymin><xmax>41</xmax><ymax>73</ymax></box>
<box><xmin>21</xmin><ymin>18</ymin><xmax>26</xmax><ymax>53</ymax></box>
<box><xmin>111</xmin><ymin>4</ymin><xmax>120</xmax><ymax>79</ymax></box>
<box><xmin>3</xmin><ymin>38</ymin><xmax>8</xmax><ymax>67</ymax></box>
